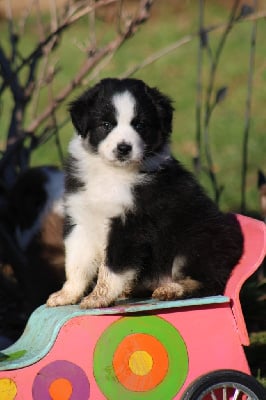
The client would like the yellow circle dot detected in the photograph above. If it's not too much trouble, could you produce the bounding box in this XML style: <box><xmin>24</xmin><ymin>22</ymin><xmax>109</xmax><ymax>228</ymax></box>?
<box><xmin>0</xmin><ymin>378</ymin><xmax>17</xmax><ymax>400</ymax></box>
<box><xmin>49</xmin><ymin>378</ymin><xmax>73</xmax><ymax>400</ymax></box>
<box><xmin>128</xmin><ymin>350</ymin><xmax>153</xmax><ymax>376</ymax></box>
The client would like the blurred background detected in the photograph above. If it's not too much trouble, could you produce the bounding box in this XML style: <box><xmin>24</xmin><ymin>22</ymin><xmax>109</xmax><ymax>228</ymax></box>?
<box><xmin>0</xmin><ymin>0</ymin><xmax>265</xmax><ymax>385</ymax></box>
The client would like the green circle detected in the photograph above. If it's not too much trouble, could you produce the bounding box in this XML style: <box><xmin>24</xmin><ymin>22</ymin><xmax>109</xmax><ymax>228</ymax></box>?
<box><xmin>93</xmin><ymin>316</ymin><xmax>189</xmax><ymax>400</ymax></box>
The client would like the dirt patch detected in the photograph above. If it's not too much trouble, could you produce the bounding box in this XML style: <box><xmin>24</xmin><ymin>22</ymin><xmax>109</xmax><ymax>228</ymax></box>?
<box><xmin>0</xmin><ymin>0</ymin><xmax>68</xmax><ymax>18</ymax></box>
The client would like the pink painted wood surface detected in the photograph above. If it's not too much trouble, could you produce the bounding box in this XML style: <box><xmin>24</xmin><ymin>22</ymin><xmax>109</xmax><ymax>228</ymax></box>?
<box><xmin>0</xmin><ymin>305</ymin><xmax>250</xmax><ymax>399</ymax></box>
<box><xmin>224</xmin><ymin>215</ymin><xmax>266</xmax><ymax>345</ymax></box>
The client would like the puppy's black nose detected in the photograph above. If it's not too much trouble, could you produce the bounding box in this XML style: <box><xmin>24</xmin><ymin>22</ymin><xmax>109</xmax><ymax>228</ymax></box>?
<box><xmin>116</xmin><ymin>142</ymin><xmax>132</xmax><ymax>157</ymax></box>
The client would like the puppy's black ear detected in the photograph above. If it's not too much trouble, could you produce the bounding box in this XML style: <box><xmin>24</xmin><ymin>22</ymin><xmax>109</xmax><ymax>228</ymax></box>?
<box><xmin>145</xmin><ymin>86</ymin><xmax>174</xmax><ymax>137</ymax></box>
<box><xmin>69</xmin><ymin>84</ymin><xmax>100</xmax><ymax>138</ymax></box>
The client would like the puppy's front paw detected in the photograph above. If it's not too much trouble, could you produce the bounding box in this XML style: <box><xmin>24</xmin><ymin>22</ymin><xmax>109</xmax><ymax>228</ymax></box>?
<box><xmin>152</xmin><ymin>282</ymin><xmax>184</xmax><ymax>301</ymax></box>
<box><xmin>80</xmin><ymin>294</ymin><xmax>113</xmax><ymax>309</ymax></box>
<box><xmin>46</xmin><ymin>289</ymin><xmax>80</xmax><ymax>307</ymax></box>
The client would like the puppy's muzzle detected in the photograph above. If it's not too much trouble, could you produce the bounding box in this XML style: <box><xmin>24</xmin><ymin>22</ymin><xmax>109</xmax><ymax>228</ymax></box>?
<box><xmin>115</xmin><ymin>142</ymin><xmax>132</xmax><ymax>161</ymax></box>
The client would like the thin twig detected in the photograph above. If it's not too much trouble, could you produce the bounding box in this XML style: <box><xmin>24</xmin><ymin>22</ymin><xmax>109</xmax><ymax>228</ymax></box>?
<box><xmin>241</xmin><ymin>0</ymin><xmax>258</xmax><ymax>213</ymax></box>
<box><xmin>47</xmin><ymin>73</ymin><xmax>64</xmax><ymax>164</ymax></box>
<box><xmin>204</xmin><ymin>0</ymin><xmax>240</xmax><ymax>117</ymax></box>
<box><xmin>121</xmin><ymin>35</ymin><xmax>193</xmax><ymax>78</ymax></box>
<box><xmin>84</xmin><ymin>51</ymin><xmax>116</xmax><ymax>84</ymax></box>
<box><xmin>88</xmin><ymin>0</ymin><xmax>97</xmax><ymax>51</ymax></box>
<box><xmin>34</xmin><ymin>0</ymin><xmax>46</xmax><ymax>42</ymax></box>
<box><xmin>30</xmin><ymin>1</ymin><xmax>60</xmax><ymax>119</ymax></box>
<box><xmin>5</xmin><ymin>0</ymin><xmax>16</xmax><ymax>64</ymax></box>
<box><xmin>194</xmin><ymin>0</ymin><xmax>204</xmax><ymax>177</ymax></box>
<box><xmin>36</xmin><ymin>117</ymin><xmax>70</xmax><ymax>148</ymax></box>
<box><xmin>202</xmin><ymin>0</ymin><xmax>240</xmax><ymax>204</ymax></box>
<box><xmin>49</xmin><ymin>0</ymin><xmax>59</xmax><ymax>33</ymax></box>
<box><xmin>18</xmin><ymin>0</ymin><xmax>35</xmax><ymax>35</ymax></box>
<box><xmin>117</xmin><ymin>0</ymin><xmax>124</xmax><ymax>34</ymax></box>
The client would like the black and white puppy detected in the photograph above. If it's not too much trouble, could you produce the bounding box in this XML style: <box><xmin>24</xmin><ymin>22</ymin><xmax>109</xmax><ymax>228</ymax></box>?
<box><xmin>47</xmin><ymin>78</ymin><xmax>243</xmax><ymax>309</ymax></box>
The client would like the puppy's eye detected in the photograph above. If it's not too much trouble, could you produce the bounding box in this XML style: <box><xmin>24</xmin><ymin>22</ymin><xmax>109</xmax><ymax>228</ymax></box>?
<box><xmin>102</xmin><ymin>121</ymin><xmax>113</xmax><ymax>131</ymax></box>
<box><xmin>132</xmin><ymin>121</ymin><xmax>145</xmax><ymax>132</ymax></box>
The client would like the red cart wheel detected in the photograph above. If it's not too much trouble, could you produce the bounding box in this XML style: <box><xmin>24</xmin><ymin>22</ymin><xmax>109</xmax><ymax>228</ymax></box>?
<box><xmin>181</xmin><ymin>369</ymin><xmax>266</xmax><ymax>400</ymax></box>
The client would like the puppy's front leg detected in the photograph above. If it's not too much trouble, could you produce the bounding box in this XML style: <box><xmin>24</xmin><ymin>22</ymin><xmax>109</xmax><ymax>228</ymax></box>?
<box><xmin>80</xmin><ymin>265</ymin><xmax>136</xmax><ymax>309</ymax></box>
<box><xmin>47</xmin><ymin>225</ymin><xmax>98</xmax><ymax>307</ymax></box>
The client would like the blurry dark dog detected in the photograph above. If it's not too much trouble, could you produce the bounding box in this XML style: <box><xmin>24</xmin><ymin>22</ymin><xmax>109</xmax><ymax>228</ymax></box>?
<box><xmin>3</xmin><ymin>166</ymin><xmax>65</xmax><ymax>307</ymax></box>
<box><xmin>47</xmin><ymin>78</ymin><xmax>243</xmax><ymax>309</ymax></box>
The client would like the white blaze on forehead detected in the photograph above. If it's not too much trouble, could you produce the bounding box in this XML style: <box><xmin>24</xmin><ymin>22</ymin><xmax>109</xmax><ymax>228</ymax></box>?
<box><xmin>112</xmin><ymin>91</ymin><xmax>136</xmax><ymax>124</ymax></box>
<box><xmin>98</xmin><ymin>90</ymin><xmax>144</xmax><ymax>165</ymax></box>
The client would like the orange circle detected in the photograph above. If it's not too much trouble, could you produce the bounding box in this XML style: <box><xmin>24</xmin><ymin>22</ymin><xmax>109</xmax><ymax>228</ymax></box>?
<box><xmin>112</xmin><ymin>333</ymin><xmax>169</xmax><ymax>391</ymax></box>
<box><xmin>49</xmin><ymin>378</ymin><xmax>73</xmax><ymax>400</ymax></box>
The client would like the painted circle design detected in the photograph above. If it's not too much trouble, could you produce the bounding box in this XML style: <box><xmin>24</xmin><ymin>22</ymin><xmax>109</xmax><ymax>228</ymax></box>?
<box><xmin>0</xmin><ymin>378</ymin><xmax>17</xmax><ymax>400</ymax></box>
<box><xmin>32</xmin><ymin>360</ymin><xmax>90</xmax><ymax>400</ymax></box>
<box><xmin>93</xmin><ymin>316</ymin><xmax>188</xmax><ymax>400</ymax></box>
<box><xmin>113</xmin><ymin>333</ymin><xmax>168</xmax><ymax>391</ymax></box>
<box><xmin>49</xmin><ymin>378</ymin><xmax>73</xmax><ymax>399</ymax></box>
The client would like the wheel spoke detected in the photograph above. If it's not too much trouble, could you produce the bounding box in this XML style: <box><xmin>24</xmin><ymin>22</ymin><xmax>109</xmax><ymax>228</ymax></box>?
<box><xmin>210</xmin><ymin>391</ymin><xmax>218</xmax><ymax>400</ymax></box>
<box><xmin>232</xmin><ymin>388</ymin><xmax>241</xmax><ymax>400</ymax></box>
<box><xmin>222</xmin><ymin>386</ymin><xmax>227</xmax><ymax>400</ymax></box>
<box><xmin>185</xmin><ymin>371</ymin><xmax>263</xmax><ymax>400</ymax></box>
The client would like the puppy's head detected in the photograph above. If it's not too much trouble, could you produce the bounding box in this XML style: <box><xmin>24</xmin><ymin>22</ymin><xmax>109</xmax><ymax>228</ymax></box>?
<box><xmin>69</xmin><ymin>78</ymin><xmax>174</xmax><ymax>167</ymax></box>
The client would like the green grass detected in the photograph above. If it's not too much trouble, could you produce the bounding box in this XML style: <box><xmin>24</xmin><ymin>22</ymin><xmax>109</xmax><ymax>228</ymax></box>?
<box><xmin>241</xmin><ymin>275</ymin><xmax>266</xmax><ymax>387</ymax></box>
<box><xmin>246</xmin><ymin>331</ymin><xmax>266</xmax><ymax>387</ymax></box>
<box><xmin>1</xmin><ymin>1</ymin><xmax>266</xmax><ymax>212</ymax></box>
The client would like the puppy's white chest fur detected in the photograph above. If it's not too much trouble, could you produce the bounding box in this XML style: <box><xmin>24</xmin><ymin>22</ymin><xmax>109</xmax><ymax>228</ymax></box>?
<box><xmin>85</xmin><ymin>161</ymin><xmax>136</xmax><ymax>217</ymax></box>
<box><xmin>69</xmin><ymin>136</ymin><xmax>139</xmax><ymax>214</ymax></box>
<box><xmin>65</xmin><ymin>136</ymin><xmax>141</xmax><ymax>255</ymax></box>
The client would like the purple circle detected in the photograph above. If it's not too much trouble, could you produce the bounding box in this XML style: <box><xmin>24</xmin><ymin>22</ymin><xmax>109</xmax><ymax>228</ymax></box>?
<box><xmin>32</xmin><ymin>360</ymin><xmax>90</xmax><ymax>399</ymax></box>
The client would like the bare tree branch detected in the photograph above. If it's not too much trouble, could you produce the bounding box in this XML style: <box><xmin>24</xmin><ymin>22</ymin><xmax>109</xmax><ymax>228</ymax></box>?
<box><xmin>0</xmin><ymin>0</ymin><xmax>118</xmax><ymax>97</ymax></box>
<box><xmin>0</xmin><ymin>0</ymin><xmax>154</xmax><ymax>184</ymax></box>
<box><xmin>27</xmin><ymin>0</ymin><xmax>154</xmax><ymax>133</ymax></box>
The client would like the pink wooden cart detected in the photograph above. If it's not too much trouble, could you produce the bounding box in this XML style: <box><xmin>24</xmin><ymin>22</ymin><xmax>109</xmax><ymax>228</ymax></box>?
<box><xmin>0</xmin><ymin>214</ymin><xmax>266</xmax><ymax>400</ymax></box>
